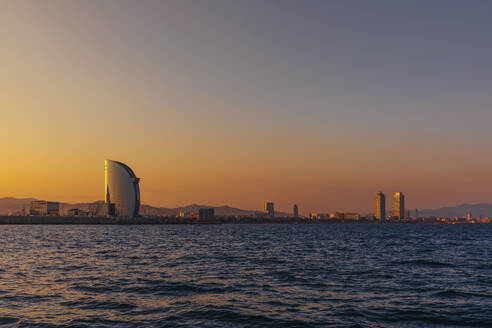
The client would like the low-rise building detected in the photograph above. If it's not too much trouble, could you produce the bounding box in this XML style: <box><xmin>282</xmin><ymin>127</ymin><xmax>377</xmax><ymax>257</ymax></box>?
<box><xmin>310</xmin><ymin>213</ymin><xmax>330</xmax><ymax>220</ymax></box>
<box><xmin>198</xmin><ymin>208</ymin><xmax>215</xmax><ymax>221</ymax></box>
<box><xmin>88</xmin><ymin>203</ymin><xmax>115</xmax><ymax>217</ymax></box>
<box><xmin>344</xmin><ymin>213</ymin><xmax>360</xmax><ymax>220</ymax></box>
<box><xmin>67</xmin><ymin>208</ymin><xmax>87</xmax><ymax>216</ymax></box>
<box><xmin>30</xmin><ymin>201</ymin><xmax>59</xmax><ymax>216</ymax></box>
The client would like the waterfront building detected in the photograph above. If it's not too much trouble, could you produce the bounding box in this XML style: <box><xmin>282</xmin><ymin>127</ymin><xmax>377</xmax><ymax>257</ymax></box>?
<box><xmin>264</xmin><ymin>202</ymin><xmax>275</xmax><ymax>217</ymax></box>
<box><xmin>198</xmin><ymin>208</ymin><xmax>215</xmax><ymax>221</ymax></box>
<box><xmin>178</xmin><ymin>211</ymin><xmax>190</xmax><ymax>218</ymax></box>
<box><xmin>344</xmin><ymin>213</ymin><xmax>360</xmax><ymax>220</ymax></box>
<box><xmin>394</xmin><ymin>192</ymin><xmax>405</xmax><ymax>220</ymax></box>
<box><xmin>105</xmin><ymin>160</ymin><xmax>140</xmax><ymax>217</ymax></box>
<box><xmin>29</xmin><ymin>200</ymin><xmax>59</xmax><ymax>216</ymax></box>
<box><xmin>67</xmin><ymin>208</ymin><xmax>88</xmax><ymax>216</ymax></box>
<box><xmin>415</xmin><ymin>209</ymin><xmax>419</xmax><ymax>219</ymax></box>
<box><xmin>331</xmin><ymin>212</ymin><xmax>344</xmax><ymax>219</ymax></box>
<box><xmin>88</xmin><ymin>203</ymin><xmax>115</xmax><ymax>217</ymax></box>
<box><xmin>467</xmin><ymin>212</ymin><xmax>472</xmax><ymax>220</ymax></box>
<box><xmin>310</xmin><ymin>213</ymin><xmax>330</xmax><ymax>220</ymax></box>
<box><xmin>375</xmin><ymin>192</ymin><xmax>386</xmax><ymax>220</ymax></box>
<box><xmin>293</xmin><ymin>204</ymin><xmax>299</xmax><ymax>217</ymax></box>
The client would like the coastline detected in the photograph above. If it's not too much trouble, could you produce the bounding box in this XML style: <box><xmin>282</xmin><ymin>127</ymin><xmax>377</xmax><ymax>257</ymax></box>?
<box><xmin>0</xmin><ymin>216</ymin><xmax>487</xmax><ymax>225</ymax></box>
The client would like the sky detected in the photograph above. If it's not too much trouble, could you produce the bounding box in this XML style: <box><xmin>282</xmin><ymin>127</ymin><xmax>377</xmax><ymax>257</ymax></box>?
<box><xmin>1</xmin><ymin>0</ymin><xmax>492</xmax><ymax>214</ymax></box>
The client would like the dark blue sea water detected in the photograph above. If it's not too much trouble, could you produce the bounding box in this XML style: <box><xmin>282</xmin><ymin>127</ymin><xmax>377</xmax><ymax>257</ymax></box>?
<box><xmin>0</xmin><ymin>224</ymin><xmax>490</xmax><ymax>327</ymax></box>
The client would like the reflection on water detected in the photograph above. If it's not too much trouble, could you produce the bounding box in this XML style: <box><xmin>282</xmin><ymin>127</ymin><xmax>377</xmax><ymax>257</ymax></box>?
<box><xmin>0</xmin><ymin>224</ymin><xmax>491</xmax><ymax>327</ymax></box>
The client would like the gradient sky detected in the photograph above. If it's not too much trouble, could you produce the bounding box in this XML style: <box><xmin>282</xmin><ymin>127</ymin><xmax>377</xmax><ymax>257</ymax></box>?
<box><xmin>1</xmin><ymin>0</ymin><xmax>492</xmax><ymax>214</ymax></box>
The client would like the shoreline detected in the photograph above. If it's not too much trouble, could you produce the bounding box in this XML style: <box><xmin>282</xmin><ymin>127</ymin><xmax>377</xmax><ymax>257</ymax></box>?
<box><xmin>0</xmin><ymin>216</ymin><xmax>487</xmax><ymax>225</ymax></box>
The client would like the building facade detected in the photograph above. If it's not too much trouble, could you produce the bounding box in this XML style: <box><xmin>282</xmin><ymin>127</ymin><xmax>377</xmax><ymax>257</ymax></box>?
<box><xmin>198</xmin><ymin>208</ymin><xmax>215</xmax><ymax>221</ymax></box>
<box><xmin>310</xmin><ymin>213</ymin><xmax>330</xmax><ymax>220</ymax></box>
<box><xmin>344</xmin><ymin>213</ymin><xmax>360</xmax><ymax>220</ymax></box>
<box><xmin>375</xmin><ymin>192</ymin><xmax>386</xmax><ymax>220</ymax></box>
<box><xmin>89</xmin><ymin>203</ymin><xmax>115</xmax><ymax>217</ymax></box>
<box><xmin>105</xmin><ymin>160</ymin><xmax>140</xmax><ymax>217</ymax></box>
<box><xmin>394</xmin><ymin>192</ymin><xmax>405</xmax><ymax>220</ymax></box>
<box><xmin>264</xmin><ymin>202</ymin><xmax>275</xmax><ymax>217</ymax></box>
<box><xmin>30</xmin><ymin>201</ymin><xmax>59</xmax><ymax>216</ymax></box>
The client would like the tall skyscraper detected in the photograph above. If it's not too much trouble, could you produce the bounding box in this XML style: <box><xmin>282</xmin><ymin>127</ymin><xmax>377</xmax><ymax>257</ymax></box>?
<box><xmin>105</xmin><ymin>160</ymin><xmax>141</xmax><ymax>217</ymax></box>
<box><xmin>394</xmin><ymin>192</ymin><xmax>405</xmax><ymax>220</ymax></box>
<box><xmin>293</xmin><ymin>204</ymin><xmax>299</xmax><ymax>217</ymax></box>
<box><xmin>375</xmin><ymin>192</ymin><xmax>386</xmax><ymax>220</ymax></box>
<box><xmin>264</xmin><ymin>202</ymin><xmax>275</xmax><ymax>217</ymax></box>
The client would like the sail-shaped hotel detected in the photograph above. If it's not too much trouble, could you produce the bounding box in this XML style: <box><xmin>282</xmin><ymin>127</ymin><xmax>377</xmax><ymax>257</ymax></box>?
<box><xmin>105</xmin><ymin>160</ymin><xmax>140</xmax><ymax>217</ymax></box>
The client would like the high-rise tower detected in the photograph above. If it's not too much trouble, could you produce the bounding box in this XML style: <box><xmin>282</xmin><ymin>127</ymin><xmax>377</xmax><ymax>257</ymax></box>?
<box><xmin>375</xmin><ymin>192</ymin><xmax>386</xmax><ymax>220</ymax></box>
<box><xmin>105</xmin><ymin>160</ymin><xmax>140</xmax><ymax>217</ymax></box>
<box><xmin>394</xmin><ymin>192</ymin><xmax>405</xmax><ymax>220</ymax></box>
<box><xmin>264</xmin><ymin>202</ymin><xmax>275</xmax><ymax>217</ymax></box>
<box><xmin>293</xmin><ymin>204</ymin><xmax>299</xmax><ymax>217</ymax></box>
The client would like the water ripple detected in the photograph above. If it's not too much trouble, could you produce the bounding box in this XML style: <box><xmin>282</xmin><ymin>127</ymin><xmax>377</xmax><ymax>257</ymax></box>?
<box><xmin>0</xmin><ymin>224</ymin><xmax>490</xmax><ymax>327</ymax></box>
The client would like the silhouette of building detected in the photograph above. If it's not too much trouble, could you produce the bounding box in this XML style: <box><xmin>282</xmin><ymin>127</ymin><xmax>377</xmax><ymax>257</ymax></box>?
<box><xmin>375</xmin><ymin>192</ymin><xmax>386</xmax><ymax>220</ymax></box>
<box><xmin>198</xmin><ymin>208</ymin><xmax>215</xmax><ymax>221</ymax></box>
<box><xmin>344</xmin><ymin>213</ymin><xmax>360</xmax><ymax>220</ymax></box>
<box><xmin>331</xmin><ymin>212</ymin><xmax>344</xmax><ymax>219</ymax></box>
<box><xmin>330</xmin><ymin>212</ymin><xmax>360</xmax><ymax>220</ymax></box>
<box><xmin>29</xmin><ymin>200</ymin><xmax>59</xmax><ymax>216</ymax></box>
<box><xmin>105</xmin><ymin>160</ymin><xmax>140</xmax><ymax>217</ymax></box>
<box><xmin>89</xmin><ymin>203</ymin><xmax>115</xmax><ymax>217</ymax></box>
<box><xmin>310</xmin><ymin>213</ymin><xmax>330</xmax><ymax>220</ymax></box>
<box><xmin>68</xmin><ymin>208</ymin><xmax>87</xmax><ymax>216</ymax></box>
<box><xmin>414</xmin><ymin>209</ymin><xmax>419</xmax><ymax>219</ymax></box>
<box><xmin>394</xmin><ymin>192</ymin><xmax>405</xmax><ymax>220</ymax></box>
<box><xmin>293</xmin><ymin>204</ymin><xmax>299</xmax><ymax>217</ymax></box>
<box><xmin>264</xmin><ymin>202</ymin><xmax>275</xmax><ymax>217</ymax></box>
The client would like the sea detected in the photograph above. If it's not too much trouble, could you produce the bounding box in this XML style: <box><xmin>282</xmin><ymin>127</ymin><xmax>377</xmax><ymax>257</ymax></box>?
<box><xmin>0</xmin><ymin>224</ymin><xmax>490</xmax><ymax>327</ymax></box>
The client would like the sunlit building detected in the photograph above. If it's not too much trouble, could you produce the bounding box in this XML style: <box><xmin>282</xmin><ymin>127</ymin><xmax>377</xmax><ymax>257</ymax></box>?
<box><xmin>105</xmin><ymin>160</ymin><xmax>140</xmax><ymax>217</ymax></box>
<box><xmin>394</xmin><ymin>192</ymin><xmax>405</xmax><ymax>220</ymax></box>
<box><xmin>375</xmin><ymin>192</ymin><xmax>386</xmax><ymax>220</ymax></box>
<box><xmin>30</xmin><ymin>200</ymin><xmax>59</xmax><ymax>216</ymax></box>
<box><xmin>264</xmin><ymin>202</ymin><xmax>275</xmax><ymax>217</ymax></box>
<box><xmin>344</xmin><ymin>213</ymin><xmax>360</xmax><ymax>220</ymax></box>
<box><xmin>310</xmin><ymin>213</ymin><xmax>330</xmax><ymax>220</ymax></box>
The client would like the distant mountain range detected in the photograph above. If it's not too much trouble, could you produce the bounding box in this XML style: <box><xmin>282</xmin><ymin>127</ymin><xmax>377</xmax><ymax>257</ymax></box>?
<box><xmin>416</xmin><ymin>204</ymin><xmax>492</xmax><ymax>218</ymax></box>
<box><xmin>385</xmin><ymin>203</ymin><xmax>492</xmax><ymax>218</ymax></box>
<box><xmin>0</xmin><ymin>197</ymin><xmax>290</xmax><ymax>216</ymax></box>
<box><xmin>1</xmin><ymin>197</ymin><xmax>491</xmax><ymax>218</ymax></box>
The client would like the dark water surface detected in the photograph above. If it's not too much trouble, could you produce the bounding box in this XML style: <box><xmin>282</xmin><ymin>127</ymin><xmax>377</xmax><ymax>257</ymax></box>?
<box><xmin>0</xmin><ymin>224</ymin><xmax>490</xmax><ymax>327</ymax></box>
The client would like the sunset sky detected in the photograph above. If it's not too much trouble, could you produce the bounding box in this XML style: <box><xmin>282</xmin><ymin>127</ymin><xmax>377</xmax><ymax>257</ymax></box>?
<box><xmin>1</xmin><ymin>0</ymin><xmax>492</xmax><ymax>214</ymax></box>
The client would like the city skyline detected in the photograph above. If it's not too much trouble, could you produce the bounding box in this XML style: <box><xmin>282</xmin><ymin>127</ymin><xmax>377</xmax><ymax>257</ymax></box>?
<box><xmin>2</xmin><ymin>1</ymin><xmax>492</xmax><ymax>213</ymax></box>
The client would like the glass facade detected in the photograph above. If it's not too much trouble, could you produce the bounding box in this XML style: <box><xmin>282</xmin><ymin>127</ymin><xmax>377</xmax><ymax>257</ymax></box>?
<box><xmin>394</xmin><ymin>192</ymin><xmax>405</xmax><ymax>220</ymax></box>
<box><xmin>375</xmin><ymin>192</ymin><xmax>386</xmax><ymax>220</ymax></box>
<box><xmin>105</xmin><ymin>160</ymin><xmax>140</xmax><ymax>217</ymax></box>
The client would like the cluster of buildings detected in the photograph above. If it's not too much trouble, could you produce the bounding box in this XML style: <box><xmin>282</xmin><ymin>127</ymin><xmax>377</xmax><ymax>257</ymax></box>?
<box><xmin>26</xmin><ymin>160</ymin><xmax>141</xmax><ymax>218</ymax></box>
<box><xmin>375</xmin><ymin>191</ymin><xmax>407</xmax><ymax>220</ymax></box>
<box><xmin>14</xmin><ymin>161</ymin><xmax>491</xmax><ymax>224</ymax></box>
<box><xmin>303</xmin><ymin>191</ymin><xmax>409</xmax><ymax>222</ymax></box>
<box><xmin>29</xmin><ymin>200</ymin><xmax>60</xmax><ymax>216</ymax></box>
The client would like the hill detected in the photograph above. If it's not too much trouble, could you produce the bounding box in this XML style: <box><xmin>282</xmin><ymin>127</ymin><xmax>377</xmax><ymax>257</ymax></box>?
<box><xmin>418</xmin><ymin>203</ymin><xmax>492</xmax><ymax>218</ymax></box>
<box><xmin>0</xmin><ymin>197</ymin><xmax>290</xmax><ymax>216</ymax></box>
